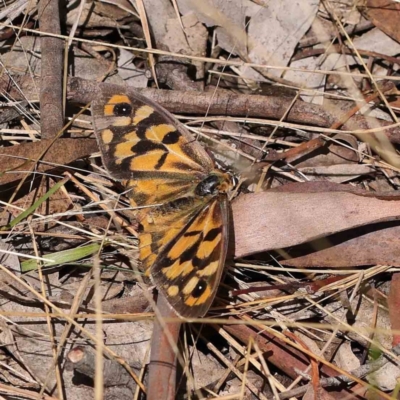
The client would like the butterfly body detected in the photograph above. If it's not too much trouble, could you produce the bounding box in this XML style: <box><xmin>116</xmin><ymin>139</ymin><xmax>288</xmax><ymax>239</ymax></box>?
<box><xmin>92</xmin><ymin>86</ymin><xmax>232</xmax><ymax>318</ymax></box>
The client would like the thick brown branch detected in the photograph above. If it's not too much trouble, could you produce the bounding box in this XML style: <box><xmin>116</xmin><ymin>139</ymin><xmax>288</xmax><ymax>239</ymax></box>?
<box><xmin>38</xmin><ymin>0</ymin><xmax>64</xmax><ymax>139</ymax></box>
<box><xmin>67</xmin><ymin>77</ymin><xmax>400</xmax><ymax>144</ymax></box>
<box><xmin>2</xmin><ymin>75</ymin><xmax>400</xmax><ymax>143</ymax></box>
<box><xmin>68</xmin><ymin>77</ymin><xmax>333</xmax><ymax>127</ymax></box>
<box><xmin>148</xmin><ymin>294</ymin><xmax>181</xmax><ymax>400</ymax></box>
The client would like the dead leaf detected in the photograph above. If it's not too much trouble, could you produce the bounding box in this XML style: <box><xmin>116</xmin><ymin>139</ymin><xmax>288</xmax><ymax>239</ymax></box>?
<box><xmin>233</xmin><ymin>189</ymin><xmax>400</xmax><ymax>257</ymax></box>
<box><xmin>359</xmin><ymin>0</ymin><xmax>400</xmax><ymax>43</ymax></box>
<box><xmin>66</xmin><ymin>1</ymin><xmax>131</xmax><ymax>28</ymax></box>
<box><xmin>281</xmin><ymin>223</ymin><xmax>400</xmax><ymax>268</ymax></box>
<box><xmin>244</xmin><ymin>0</ymin><xmax>319</xmax><ymax>79</ymax></box>
<box><xmin>177</xmin><ymin>0</ymin><xmax>248</xmax><ymax>56</ymax></box>
<box><xmin>0</xmin><ymin>138</ymin><xmax>97</xmax><ymax>187</ymax></box>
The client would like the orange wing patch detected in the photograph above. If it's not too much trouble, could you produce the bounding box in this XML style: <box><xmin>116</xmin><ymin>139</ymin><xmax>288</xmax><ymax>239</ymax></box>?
<box><xmin>133</xmin><ymin>105</ymin><xmax>154</xmax><ymax>125</ymax></box>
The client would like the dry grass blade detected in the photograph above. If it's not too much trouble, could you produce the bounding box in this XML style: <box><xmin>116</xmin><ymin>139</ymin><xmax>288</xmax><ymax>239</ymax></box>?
<box><xmin>135</xmin><ymin>0</ymin><xmax>158</xmax><ymax>88</ymax></box>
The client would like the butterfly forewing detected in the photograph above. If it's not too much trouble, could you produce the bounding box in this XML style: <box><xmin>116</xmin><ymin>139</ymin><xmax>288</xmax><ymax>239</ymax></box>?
<box><xmin>92</xmin><ymin>87</ymin><xmax>213</xmax><ymax>181</ymax></box>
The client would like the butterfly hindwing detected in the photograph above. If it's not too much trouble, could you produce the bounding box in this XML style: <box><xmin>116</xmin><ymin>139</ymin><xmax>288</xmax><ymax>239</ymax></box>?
<box><xmin>151</xmin><ymin>196</ymin><xmax>229</xmax><ymax>318</ymax></box>
<box><xmin>138</xmin><ymin>195</ymin><xmax>208</xmax><ymax>272</ymax></box>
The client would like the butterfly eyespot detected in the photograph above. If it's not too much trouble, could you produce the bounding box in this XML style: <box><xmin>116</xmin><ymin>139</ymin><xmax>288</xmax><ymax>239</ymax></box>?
<box><xmin>192</xmin><ymin>280</ymin><xmax>207</xmax><ymax>298</ymax></box>
<box><xmin>113</xmin><ymin>102</ymin><xmax>132</xmax><ymax>116</ymax></box>
<box><xmin>162</xmin><ymin>130</ymin><xmax>181</xmax><ymax>144</ymax></box>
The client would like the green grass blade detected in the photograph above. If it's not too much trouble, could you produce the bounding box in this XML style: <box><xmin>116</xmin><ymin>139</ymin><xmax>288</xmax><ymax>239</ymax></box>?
<box><xmin>21</xmin><ymin>242</ymin><xmax>103</xmax><ymax>272</ymax></box>
<box><xmin>2</xmin><ymin>176</ymin><xmax>69</xmax><ymax>231</ymax></box>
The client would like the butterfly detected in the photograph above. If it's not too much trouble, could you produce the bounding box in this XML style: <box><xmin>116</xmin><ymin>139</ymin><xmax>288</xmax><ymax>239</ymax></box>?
<box><xmin>91</xmin><ymin>86</ymin><xmax>233</xmax><ymax>318</ymax></box>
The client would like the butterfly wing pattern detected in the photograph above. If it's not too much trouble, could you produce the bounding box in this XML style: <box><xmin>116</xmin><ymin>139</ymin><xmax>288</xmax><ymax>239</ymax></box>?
<box><xmin>92</xmin><ymin>85</ymin><xmax>232</xmax><ymax>318</ymax></box>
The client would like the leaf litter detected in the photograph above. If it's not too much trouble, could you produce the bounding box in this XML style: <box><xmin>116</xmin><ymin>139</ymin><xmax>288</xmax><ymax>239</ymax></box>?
<box><xmin>0</xmin><ymin>0</ymin><xmax>400</xmax><ymax>399</ymax></box>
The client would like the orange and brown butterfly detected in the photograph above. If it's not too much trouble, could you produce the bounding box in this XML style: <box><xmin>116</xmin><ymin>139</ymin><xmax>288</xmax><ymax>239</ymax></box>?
<box><xmin>91</xmin><ymin>85</ymin><xmax>233</xmax><ymax>318</ymax></box>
